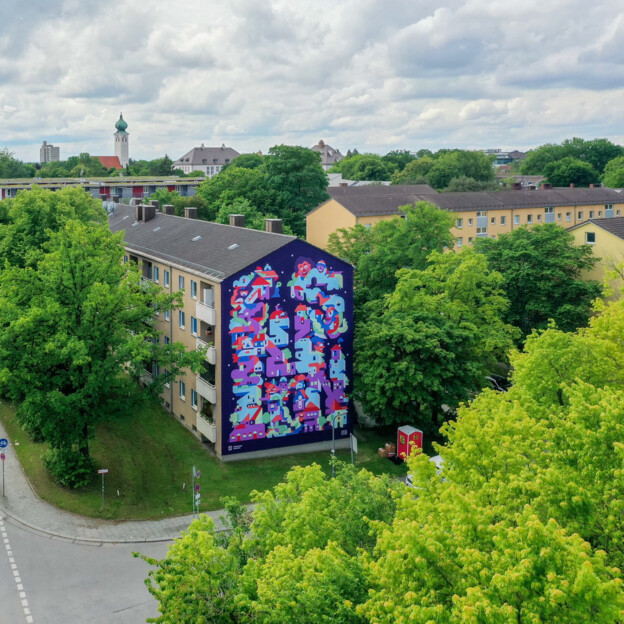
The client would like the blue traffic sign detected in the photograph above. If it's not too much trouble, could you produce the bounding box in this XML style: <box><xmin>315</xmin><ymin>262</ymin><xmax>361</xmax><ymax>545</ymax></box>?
<box><xmin>0</xmin><ymin>439</ymin><xmax>8</xmax><ymax>449</ymax></box>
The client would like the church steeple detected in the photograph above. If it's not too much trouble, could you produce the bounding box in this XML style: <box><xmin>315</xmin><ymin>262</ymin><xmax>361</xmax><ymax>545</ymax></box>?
<box><xmin>114</xmin><ymin>113</ymin><xmax>129</xmax><ymax>168</ymax></box>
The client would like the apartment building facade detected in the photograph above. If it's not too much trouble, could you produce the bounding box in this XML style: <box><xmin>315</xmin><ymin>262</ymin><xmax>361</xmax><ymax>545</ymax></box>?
<box><xmin>109</xmin><ymin>204</ymin><xmax>353</xmax><ymax>460</ymax></box>
<box><xmin>306</xmin><ymin>184</ymin><xmax>624</xmax><ymax>250</ymax></box>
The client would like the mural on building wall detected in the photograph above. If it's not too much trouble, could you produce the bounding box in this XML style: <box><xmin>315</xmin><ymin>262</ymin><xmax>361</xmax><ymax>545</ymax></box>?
<box><xmin>223</xmin><ymin>245</ymin><xmax>352</xmax><ymax>455</ymax></box>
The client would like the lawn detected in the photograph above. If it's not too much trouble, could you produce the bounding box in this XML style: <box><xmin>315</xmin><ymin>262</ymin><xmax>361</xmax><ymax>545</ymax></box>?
<box><xmin>0</xmin><ymin>398</ymin><xmax>422</xmax><ymax>521</ymax></box>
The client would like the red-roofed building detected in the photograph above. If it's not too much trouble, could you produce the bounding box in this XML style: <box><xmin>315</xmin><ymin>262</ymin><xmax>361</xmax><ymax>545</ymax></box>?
<box><xmin>96</xmin><ymin>156</ymin><xmax>123</xmax><ymax>170</ymax></box>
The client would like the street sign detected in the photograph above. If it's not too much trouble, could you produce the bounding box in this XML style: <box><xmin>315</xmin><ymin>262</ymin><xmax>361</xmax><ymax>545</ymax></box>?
<box><xmin>98</xmin><ymin>469</ymin><xmax>109</xmax><ymax>474</ymax></box>
<box><xmin>0</xmin><ymin>453</ymin><xmax>5</xmax><ymax>461</ymax></box>
<box><xmin>0</xmin><ymin>439</ymin><xmax>8</xmax><ymax>448</ymax></box>
<box><xmin>350</xmin><ymin>434</ymin><xmax>358</xmax><ymax>455</ymax></box>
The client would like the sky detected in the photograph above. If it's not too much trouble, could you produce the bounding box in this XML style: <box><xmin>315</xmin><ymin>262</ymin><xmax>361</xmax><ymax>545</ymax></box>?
<box><xmin>2</xmin><ymin>0</ymin><xmax>624</xmax><ymax>163</ymax></box>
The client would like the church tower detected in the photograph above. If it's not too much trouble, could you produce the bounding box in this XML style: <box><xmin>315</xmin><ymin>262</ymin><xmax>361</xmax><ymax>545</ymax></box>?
<box><xmin>114</xmin><ymin>113</ymin><xmax>129</xmax><ymax>168</ymax></box>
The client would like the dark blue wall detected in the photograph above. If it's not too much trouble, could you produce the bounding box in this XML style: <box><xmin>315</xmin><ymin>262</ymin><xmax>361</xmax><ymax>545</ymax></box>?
<box><xmin>219</xmin><ymin>239</ymin><xmax>353</xmax><ymax>456</ymax></box>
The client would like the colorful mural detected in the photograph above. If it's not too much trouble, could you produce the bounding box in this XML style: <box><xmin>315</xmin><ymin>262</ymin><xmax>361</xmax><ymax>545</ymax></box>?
<box><xmin>223</xmin><ymin>247</ymin><xmax>351</xmax><ymax>455</ymax></box>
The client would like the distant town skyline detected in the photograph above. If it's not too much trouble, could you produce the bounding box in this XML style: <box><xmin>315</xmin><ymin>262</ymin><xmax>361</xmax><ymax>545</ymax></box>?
<box><xmin>3</xmin><ymin>0</ymin><xmax>624</xmax><ymax>163</ymax></box>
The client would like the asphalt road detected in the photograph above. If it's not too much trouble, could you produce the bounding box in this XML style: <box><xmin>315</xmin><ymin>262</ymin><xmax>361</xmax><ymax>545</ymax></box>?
<box><xmin>0</xmin><ymin>517</ymin><xmax>170</xmax><ymax>624</ymax></box>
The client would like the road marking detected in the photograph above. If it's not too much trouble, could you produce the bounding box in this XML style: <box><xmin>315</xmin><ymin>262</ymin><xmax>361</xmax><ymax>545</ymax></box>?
<box><xmin>0</xmin><ymin>519</ymin><xmax>34</xmax><ymax>623</ymax></box>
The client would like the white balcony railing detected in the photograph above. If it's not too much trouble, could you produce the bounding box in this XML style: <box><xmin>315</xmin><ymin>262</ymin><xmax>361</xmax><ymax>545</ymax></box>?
<box><xmin>196</xmin><ymin>300</ymin><xmax>216</xmax><ymax>326</ymax></box>
<box><xmin>196</xmin><ymin>375</ymin><xmax>217</xmax><ymax>404</ymax></box>
<box><xmin>196</xmin><ymin>338</ymin><xmax>217</xmax><ymax>365</ymax></box>
<box><xmin>139</xmin><ymin>369</ymin><xmax>153</xmax><ymax>386</ymax></box>
<box><xmin>196</xmin><ymin>412</ymin><xmax>217</xmax><ymax>442</ymax></box>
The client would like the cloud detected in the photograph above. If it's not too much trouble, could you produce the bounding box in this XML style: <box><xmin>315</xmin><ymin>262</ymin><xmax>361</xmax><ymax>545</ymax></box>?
<box><xmin>2</xmin><ymin>0</ymin><xmax>624</xmax><ymax>162</ymax></box>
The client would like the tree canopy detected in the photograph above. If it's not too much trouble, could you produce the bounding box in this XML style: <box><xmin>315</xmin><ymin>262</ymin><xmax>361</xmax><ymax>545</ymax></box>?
<box><xmin>544</xmin><ymin>156</ymin><xmax>599</xmax><ymax>187</ymax></box>
<box><xmin>330</xmin><ymin>153</ymin><xmax>396</xmax><ymax>181</ymax></box>
<box><xmin>475</xmin><ymin>223</ymin><xmax>602</xmax><ymax>336</ymax></box>
<box><xmin>602</xmin><ymin>155</ymin><xmax>624</xmax><ymax>188</ymax></box>
<box><xmin>0</xmin><ymin>148</ymin><xmax>36</xmax><ymax>178</ymax></box>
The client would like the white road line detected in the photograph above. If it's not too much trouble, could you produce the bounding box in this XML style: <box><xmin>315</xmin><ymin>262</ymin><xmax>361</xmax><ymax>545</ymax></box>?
<box><xmin>0</xmin><ymin>519</ymin><xmax>33</xmax><ymax>623</ymax></box>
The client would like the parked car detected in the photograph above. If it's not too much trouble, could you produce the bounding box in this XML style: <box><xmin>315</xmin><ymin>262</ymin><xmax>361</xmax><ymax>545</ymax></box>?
<box><xmin>405</xmin><ymin>455</ymin><xmax>444</xmax><ymax>488</ymax></box>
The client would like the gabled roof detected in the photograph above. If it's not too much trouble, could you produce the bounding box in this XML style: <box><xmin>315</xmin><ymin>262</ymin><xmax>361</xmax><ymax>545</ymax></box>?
<box><xmin>568</xmin><ymin>216</ymin><xmax>624</xmax><ymax>241</ymax></box>
<box><xmin>318</xmin><ymin>185</ymin><xmax>624</xmax><ymax>217</ymax></box>
<box><xmin>108</xmin><ymin>204</ymin><xmax>296</xmax><ymax>280</ymax></box>
<box><xmin>96</xmin><ymin>156</ymin><xmax>123</xmax><ymax>170</ymax></box>
<box><xmin>173</xmin><ymin>145</ymin><xmax>240</xmax><ymax>167</ymax></box>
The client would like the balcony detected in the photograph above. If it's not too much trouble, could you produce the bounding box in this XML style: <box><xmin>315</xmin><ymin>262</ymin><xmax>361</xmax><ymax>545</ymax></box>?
<box><xmin>196</xmin><ymin>412</ymin><xmax>217</xmax><ymax>443</ymax></box>
<box><xmin>139</xmin><ymin>369</ymin><xmax>152</xmax><ymax>386</ymax></box>
<box><xmin>196</xmin><ymin>337</ymin><xmax>217</xmax><ymax>365</ymax></box>
<box><xmin>196</xmin><ymin>300</ymin><xmax>216</xmax><ymax>326</ymax></box>
<box><xmin>196</xmin><ymin>374</ymin><xmax>216</xmax><ymax>403</ymax></box>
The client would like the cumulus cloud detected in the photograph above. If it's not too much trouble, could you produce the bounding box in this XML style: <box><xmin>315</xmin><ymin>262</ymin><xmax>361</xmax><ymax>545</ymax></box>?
<box><xmin>2</xmin><ymin>0</ymin><xmax>624</xmax><ymax>162</ymax></box>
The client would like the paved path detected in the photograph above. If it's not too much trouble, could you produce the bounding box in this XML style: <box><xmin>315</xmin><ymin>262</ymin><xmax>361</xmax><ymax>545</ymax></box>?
<box><xmin>0</xmin><ymin>419</ymin><xmax>228</xmax><ymax>544</ymax></box>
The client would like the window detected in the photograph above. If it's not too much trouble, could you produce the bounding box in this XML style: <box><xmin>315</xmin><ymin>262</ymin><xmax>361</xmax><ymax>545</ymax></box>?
<box><xmin>500</xmin><ymin>216</ymin><xmax>506</xmax><ymax>225</ymax></box>
<box><xmin>566</xmin><ymin>212</ymin><xmax>571</xmax><ymax>222</ymax></box>
<box><xmin>456</xmin><ymin>237</ymin><xmax>463</xmax><ymax>247</ymax></box>
<box><xmin>164</xmin><ymin>270</ymin><xmax>170</xmax><ymax>287</ymax></box>
<box><xmin>545</xmin><ymin>207</ymin><xmax>554</xmax><ymax>214</ymax></box>
<box><xmin>153</xmin><ymin>363</ymin><xmax>160</xmax><ymax>376</ymax></box>
<box><xmin>490</xmin><ymin>217</ymin><xmax>496</xmax><ymax>225</ymax></box>
<box><xmin>476</xmin><ymin>227</ymin><xmax>487</xmax><ymax>235</ymax></box>
<box><xmin>557</xmin><ymin>213</ymin><xmax>562</xmax><ymax>220</ymax></box>
<box><xmin>468</xmin><ymin>237</ymin><xmax>473</xmax><ymax>244</ymax></box>
<box><xmin>606</xmin><ymin>204</ymin><xmax>614</xmax><ymax>210</ymax></box>
<box><xmin>476</xmin><ymin>211</ymin><xmax>486</xmax><ymax>217</ymax></box>
<box><xmin>164</xmin><ymin>335</ymin><xmax>170</xmax><ymax>345</ymax></box>
<box><xmin>618</xmin><ymin>210</ymin><xmax>621</xmax><ymax>216</ymax></box>
<box><xmin>179</xmin><ymin>275</ymin><xmax>185</xmax><ymax>290</ymax></box>
<box><xmin>164</xmin><ymin>369</ymin><xmax>170</xmax><ymax>388</ymax></box>
<box><xmin>537</xmin><ymin>214</ymin><xmax>541</xmax><ymax>221</ymax></box>
<box><xmin>164</xmin><ymin>309</ymin><xmax>170</xmax><ymax>321</ymax></box>
<box><xmin>598</xmin><ymin>211</ymin><xmax>602</xmax><ymax>217</ymax></box>
<box><xmin>456</xmin><ymin>218</ymin><xmax>463</xmax><ymax>228</ymax></box>
<box><xmin>179</xmin><ymin>310</ymin><xmax>185</xmax><ymax>329</ymax></box>
<box><xmin>589</xmin><ymin>211</ymin><xmax>595</xmax><ymax>219</ymax></box>
<box><xmin>468</xmin><ymin>218</ymin><xmax>474</xmax><ymax>226</ymax></box>
<box><xmin>190</xmin><ymin>280</ymin><xmax>198</xmax><ymax>299</ymax></box>
<box><xmin>586</xmin><ymin>232</ymin><xmax>596</xmax><ymax>244</ymax></box>
<box><xmin>527</xmin><ymin>215</ymin><xmax>533</xmax><ymax>224</ymax></box>
<box><xmin>123</xmin><ymin>255</ymin><xmax>128</xmax><ymax>264</ymax></box>
<box><xmin>578</xmin><ymin>211</ymin><xmax>583</xmax><ymax>220</ymax></box>
<box><xmin>153</xmin><ymin>267</ymin><xmax>159</xmax><ymax>282</ymax></box>
<box><xmin>191</xmin><ymin>316</ymin><xmax>198</xmax><ymax>336</ymax></box>
<box><xmin>179</xmin><ymin>380</ymin><xmax>186</xmax><ymax>400</ymax></box>
<box><xmin>514</xmin><ymin>215</ymin><xmax>520</xmax><ymax>225</ymax></box>
<box><xmin>191</xmin><ymin>389</ymin><xmax>198</xmax><ymax>410</ymax></box>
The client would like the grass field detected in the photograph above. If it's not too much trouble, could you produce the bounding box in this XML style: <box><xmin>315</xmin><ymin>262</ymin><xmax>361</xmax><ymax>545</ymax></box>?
<box><xmin>0</xmin><ymin>397</ymin><xmax>422</xmax><ymax>521</ymax></box>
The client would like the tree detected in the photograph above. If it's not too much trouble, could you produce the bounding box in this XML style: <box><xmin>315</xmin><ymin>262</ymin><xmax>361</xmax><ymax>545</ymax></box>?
<box><xmin>229</xmin><ymin>153</ymin><xmax>264</xmax><ymax>169</ymax></box>
<box><xmin>354</xmin><ymin>249</ymin><xmax>517</xmax><ymax>429</ymax></box>
<box><xmin>443</xmin><ymin>175</ymin><xmax>499</xmax><ymax>192</ymax></box>
<box><xmin>427</xmin><ymin>150</ymin><xmax>495</xmax><ymax>189</ymax></box>
<box><xmin>475</xmin><ymin>224</ymin><xmax>602</xmax><ymax>336</ymax></box>
<box><xmin>390</xmin><ymin>156</ymin><xmax>435</xmax><ymax>185</ymax></box>
<box><xmin>544</xmin><ymin>156</ymin><xmax>599</xmax><ymax>187</ymax></box>
<box><xmin>0</xmin><ymin>148</ymin><xmax>35</xmax><ymax>178</ymax></box>
<box><xmin>355</xmin><ymin>202</ymin><xmax>455</xmax><ymax>305</ymax></box>
<box><xmin>327</xmin><ymin>224</ymin><xmax>375</xmax><ymax>266</ymax></box>
<box><xmin>0</xmin><ymin>219</ymin><xmax>202</xmax><ymax>487</ymax></box>
<box><xmin>331</xmin><ymin>153</ymin><xmax>395</xmax><ymax>181</ymax></box>
<box><xmin>138</xmin><ymin>463</ymin><xmax>398</xmax><ymax>623</ymax></box>
<box><xmin>602</xmin><ymin>155</ymin><xmax>624</xmax><ymax>188</ymax></box>
<box><xmin>382</xmin><ymin>149</ymin><xmax>415</xmax><ymax>172</ymax></box>
<box><xmin>262</xmin><ymin>145</ymin><xmax>329</xmax><ymax>236</ymax></box>
<box><xmin>215</xmin><ymin>197</ymin><xmax>292</xmax><ymax>234</ymax></box>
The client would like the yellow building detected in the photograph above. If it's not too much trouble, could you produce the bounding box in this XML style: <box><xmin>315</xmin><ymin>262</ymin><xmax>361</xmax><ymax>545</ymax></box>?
<box><xmin>109</xmin><ymin>203</ymin><xmax>354</xmax><ymax>460</ymax></box>
<box><xmin>568</xmin><ymin>217</ymin><xmax>624</xmax><ymax>289</ymax></box>
<box><xmin>306</xmin><ymin>184</ymin><xmax>624</xmax><ymax>250</ymax></box>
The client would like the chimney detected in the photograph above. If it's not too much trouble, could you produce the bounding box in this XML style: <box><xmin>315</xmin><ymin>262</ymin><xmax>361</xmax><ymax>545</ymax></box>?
<box><xmin>339</xmin><ymin>182</ymin><xmax>348</xmax><ymax>187</ymax></box>
<box><xmin>569</xmin><ymin>183</ymin><xmax>574</xmax><ymax>188</ymax></box>
<box><xmin>540</xmin><ymin>183</ymin><xmax>552</xmax><ymax>190</ymax></box>
<box><xmin>265</xmin><ymin>218</ymin><xmax>283</xmax><ymax>234</ymax></box>
<box><xmin>143</xmin><ymin>204</ymin><xmax>156</xmax><ymax>222</ymax></box>
<box><xmin>135</xmin><ymin>204</ymin><xmax>143</xmax><ymax>222</ymax></box>
<box><xmin>185</xmin><ymin>207</ymin><xmax>198</xmax><ymax>219</ymax></box>
<box><xmin>229</xmin><ymin>214</ymin><xmax>245</xmax><ymax>228</ymax></box>
<box><xmin>512</xmin><ymin>182</ymin><xmax>521</xmax><ymax>190</ymax></box>
<box><xmin>163</xmin><ymin>204</ymin><xmax>175</xmax><ymax>215</ymax></box>
<box><xmin>589</xmin><ymin>183</ymin><xmax>600</xmax><ymax>188</ymax></box>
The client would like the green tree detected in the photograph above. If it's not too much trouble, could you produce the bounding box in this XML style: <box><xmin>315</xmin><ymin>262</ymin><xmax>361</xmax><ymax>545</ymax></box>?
<box><xmin>215</xmin><ymin>197</ymin><xmax>292</xmax><ymax>234</ymax></box>
<box><xmin>443</xmin><ymin>174</ymin><xmax>500</xmax><ymax>192</ymax></box>
<box><xmin>332</xmin><ymin>153</ymin><xmax>395</xmax><ymax>181</ymax></box>
<box><xmin>475</xmin><ymin>223</ymin><xmax>602</xmax><ymax>336</ymax></box>
<box><xmin>427</xmin><ymin>150</ymin><xmax>495</xmax><ymax>189</ymax></box>
<box><xmin>602</xmin><ymin>155</ymin><xmax>624</xmax><ymax>188</ymax></box>
<box><xmin>0</xmin><ymin>220</ymin><xmax>202</xmax><ymax>487</ymax></box>
<box><xmin>390</xmin><ymin>156</ymin><xmax>435</xmax><ymax>185</ymax></box>
<box><xmin>327</xmin><ymin>224</ymin><xmax>375</xmax><ymax>266</ymax></box>
<box><xmin>354</xmin><ymin>249</ymin><xmax>517</xmax><ymax>428</ymax></box>
<box><xmin>0</xmin><ymin>148</ymin><xmax>35</xmax><ymax>178</ymax></box>
<box><xmin>544</xmin><ymin>156</ymin><xmax>599</xmax><ymax>187</ymax></box>
<box><xmin>229</xmin><ymin>153</ymin><xmax>264</xmax><ymax>169</ymax></box>
<box><xmin>382</xmin><ymin>149</ymin><xmax>415</xmax><ymax>172</ymax></box>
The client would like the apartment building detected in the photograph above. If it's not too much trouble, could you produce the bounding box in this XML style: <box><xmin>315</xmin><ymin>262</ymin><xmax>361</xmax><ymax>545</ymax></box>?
<box><xmin>39</xmin><ymin>141</ymin><xmax>60</xmax><ymax>163</ymax></box>
<box><xmin>173</xmin><ymin>144</ymin><xmax>240</xmax><ymax>177</ymax></box>
<box><xmin>109</xmin><ymin>204</ymin><xmax>353</xmax><ymax>460</ymax></box>
<box><xmin>306</xmin><ymin>184</ymin><xmax>624</xmax><ymax>250</ymax></box>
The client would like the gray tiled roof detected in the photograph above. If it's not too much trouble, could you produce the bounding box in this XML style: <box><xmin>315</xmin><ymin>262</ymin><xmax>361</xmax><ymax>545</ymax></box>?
<box><xmin>109</xmin><ymin>204</ymin><xmax>295</xmax><ymax>280</ymax></box>
<box><xmin>323</xmin><ymin>185</ymin><xmax>624</xmax><ymax>216</ymax></box>
<box><xmin>173</xmin><ymin>145</ymin><xmax>240</xmax><ymax>167</ymax></box>
<box><xmin>568</xmin><ymin>216</ymin><xmax>624</xmax><ymax>240</ymax></box>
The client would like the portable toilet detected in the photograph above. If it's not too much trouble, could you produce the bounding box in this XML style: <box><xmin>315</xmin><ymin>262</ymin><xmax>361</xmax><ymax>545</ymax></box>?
<box><xmin>397</xmin><ymin>425</ymin><xmax>423</xmax><ymax>459</ymax></box>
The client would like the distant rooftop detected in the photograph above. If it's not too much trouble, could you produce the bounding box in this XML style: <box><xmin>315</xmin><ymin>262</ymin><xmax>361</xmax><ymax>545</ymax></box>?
<box><xmin>173</xmin><ymin>144</ymin><xmax>240</xmax><ymax>167</ymax></box>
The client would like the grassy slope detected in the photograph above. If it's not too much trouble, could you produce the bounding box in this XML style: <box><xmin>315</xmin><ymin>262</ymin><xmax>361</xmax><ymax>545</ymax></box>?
<box><xmin>0</xmin><ymin>398</ymin><xmax>413</xmax><ymax>521</ymax></box>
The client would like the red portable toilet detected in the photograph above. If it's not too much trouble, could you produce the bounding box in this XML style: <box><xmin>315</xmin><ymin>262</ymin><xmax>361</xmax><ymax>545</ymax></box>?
<box><xmin>397</xmin><ymin>426</ymin><xmax>423</xmax><ymax>459</ymax></box>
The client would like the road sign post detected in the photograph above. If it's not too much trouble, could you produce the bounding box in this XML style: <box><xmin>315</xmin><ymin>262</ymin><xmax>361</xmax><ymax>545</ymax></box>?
<box><xmin>0</xmin><ymin>439</ymin><xmax>9</xmax><ymax>498</ymax></box>
<box><xmin>98</xmin><ymin>469</ymin><xmax>108</xmax><ymax>508</ymax></box>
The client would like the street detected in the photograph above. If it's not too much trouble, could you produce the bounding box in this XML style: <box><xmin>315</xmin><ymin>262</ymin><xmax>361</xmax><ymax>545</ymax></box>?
<box><xmin>0</xmin><ymin>516</ymin><xmax>169</xmax><ymax>624</ymax></box>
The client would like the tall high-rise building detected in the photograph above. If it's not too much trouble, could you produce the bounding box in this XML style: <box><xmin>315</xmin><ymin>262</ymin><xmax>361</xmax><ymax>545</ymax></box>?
<box><xmin>113</xmin><ymin>113</ymin><xmax>129</xmax><ymax>168</ymax></box>
<box><xmin>40</xmin><ymin>141</ymin><xmax>60</xmax><ymax>163</ymax></box>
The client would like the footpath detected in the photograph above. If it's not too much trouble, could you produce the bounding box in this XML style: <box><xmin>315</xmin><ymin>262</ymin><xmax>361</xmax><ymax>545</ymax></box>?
<box><xmin>0</xmin><ymin>420</ymin><xmax>229</xmax><ymax>544</ymax></box>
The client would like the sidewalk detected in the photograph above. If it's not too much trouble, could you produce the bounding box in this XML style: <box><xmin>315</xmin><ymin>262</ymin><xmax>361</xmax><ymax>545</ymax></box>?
<box><xmin>0</xmin><ymin>420</ymin><xmax>229</xmax><ymax>544</ymax></box>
